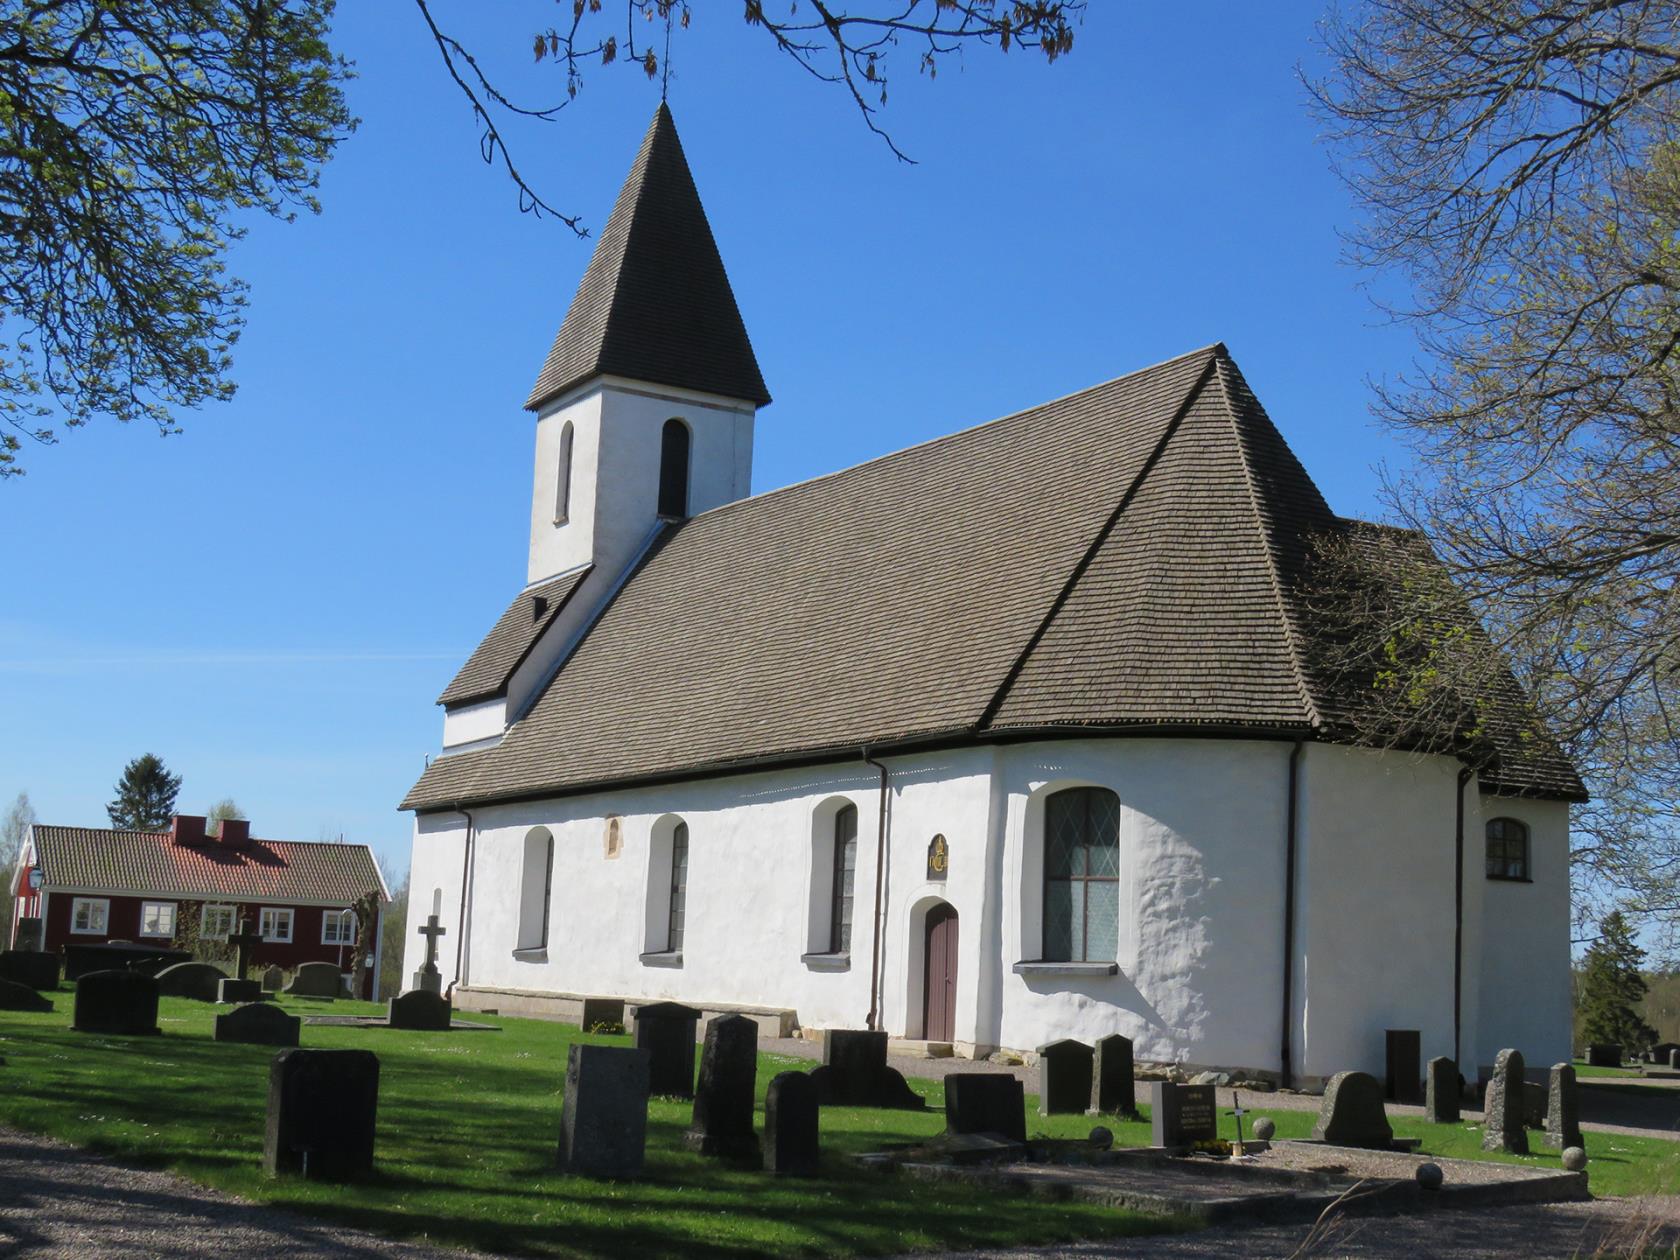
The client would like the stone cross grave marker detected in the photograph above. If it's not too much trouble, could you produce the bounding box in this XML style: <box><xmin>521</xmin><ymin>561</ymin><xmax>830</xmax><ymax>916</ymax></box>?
<box><xmin>1150</xmin><ymin>1082</ymin><xmax>1217</xmax><ymax>1150</ymax></box>
<box><xmin>1227</xmin><ymin>1093</ymin><xmax>1250</xmax><ymax>1150</ymax></box>
<box><xmin>1385</xmin><ymin>1029</ymin><xmax>1422</xmax><ymax>1105</ymax></box>
<box><xmin>944</xmin><ymin>1073</ymin><xmax>1027</xmax><ymax>1142</ymax></box>
<box><xmin>219</xmin><ymin>916</ymin><xmax>267</xmax><ymax>1003</ymax></box>
<box><xmin>413</xmin><ymin>894</ymin><xmax>447</xmax><ymax>996</ymax></box>
<box><xmin>558</xmin><ymin>1043</ymin><xmax>650</xmax><ymax>1179</ymax></box>
<box><xmin>1090</xmin><ymin>1034</ymin><xmax>1137</xmax><ymax>1117</ymax></box>
<box><xmin>685</xmin><ymin>1013</ymin><xmax>761</xmax><ymax>1162</ymax></box>
<box><xmin>1544</xmin><ymin>1062</ymin><xmax>1583</xmax><ymax>1151</ymax></box>
<box><xmin>1425</xmin><ymin>1056</ymin><xmax>1460</xmax><ymax>1124</ymax></box>
<box><xmin>264</xmin><ymin>1048</ymin><xmax>379</xmax><ymax>1182</ymax></box>
<box><xmin>1482</xmin><ymin>1048</ymin><xmax>1529</xmax><ymax>1154</ymax></box>
<box><xmin>764</xmin><ymin>1071</ymin><xmax>819</xmax><ymax>1176</ymax></box>
<box><xmin>1311</xmin><ymin>1071</ymin><xmax>1395</xmax><ymax>1150</ymax></box>
<box><xmin>1036</xmin><ymin>1039</ymin><xmax>1094</xmax><ymax>1116</ymax></box>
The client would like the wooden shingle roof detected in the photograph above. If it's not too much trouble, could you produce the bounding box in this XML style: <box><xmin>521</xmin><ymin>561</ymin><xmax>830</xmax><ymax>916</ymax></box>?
<box><xmin>406</xmin><ymin>344</ymin><xmax>1585</xmax><ymax>811</ymax></box>
<box><xmin>437</xmin><ymin>567</ymin><xmax>592</xmax><ymax>706</ymax></box>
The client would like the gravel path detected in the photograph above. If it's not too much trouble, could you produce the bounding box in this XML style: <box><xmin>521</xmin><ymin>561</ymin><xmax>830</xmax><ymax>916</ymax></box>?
<box><xmin>0</xmin><ymin>1126</ymin><xmax>489</xmax><ymax>1260</ymax></box>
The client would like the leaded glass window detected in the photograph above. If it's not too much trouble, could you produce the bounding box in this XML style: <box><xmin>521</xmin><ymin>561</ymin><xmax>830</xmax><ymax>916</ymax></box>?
<box><xmin>1043</xmin><ymin>787</ymin><xmax>1120</xmax><ymax>962</ymax></box>
<box><xmin>830</xmin><ymin>803</ymin><xmax>858</xmax><ymax>953</ymax></box>
<box><xmin>667</xmin><ymin>821</ymin><xmax>689</xmax><ymax>952</ymax></box>
<box><xmin>1485</xmin><ymin>817</ymin><xmax>1530</xmax><ymax>881</ymax></box>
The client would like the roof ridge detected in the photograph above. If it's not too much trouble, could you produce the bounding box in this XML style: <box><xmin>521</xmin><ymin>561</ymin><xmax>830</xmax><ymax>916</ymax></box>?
<box><xmin>684</xmin><ymin>342</ymin><xmax>1228</xmax><ymax>529</ymax></box>
<box><xmin>975</xmin><ymin>353</ymin><xmax>1222</xmax><ymax>731</ymax></box>
<box><xmin>1213</xmin><ymin>353</ymin><xmax>1325</xmax><ymax>730</ymax></box>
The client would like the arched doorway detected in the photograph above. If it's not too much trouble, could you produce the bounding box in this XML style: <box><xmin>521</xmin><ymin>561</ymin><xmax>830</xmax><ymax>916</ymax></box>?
<box><xmin>922</xmin><ymin>901</ymin><xmax>958</xmax><ymax>1042</ymax></box>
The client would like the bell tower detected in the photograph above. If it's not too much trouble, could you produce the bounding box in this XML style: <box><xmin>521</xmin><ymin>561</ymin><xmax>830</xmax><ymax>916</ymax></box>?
<box><xmin>523</xmin><ymin>103</ymin><xmax>771</xmax><ymax>587</ymax></box>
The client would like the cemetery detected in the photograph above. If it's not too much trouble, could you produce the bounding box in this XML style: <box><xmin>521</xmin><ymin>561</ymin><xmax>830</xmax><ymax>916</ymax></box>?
<box><xmin>4</xmin><ymin>974</ymin><xmax>1680</xmax><ymax>1257</ymax></box>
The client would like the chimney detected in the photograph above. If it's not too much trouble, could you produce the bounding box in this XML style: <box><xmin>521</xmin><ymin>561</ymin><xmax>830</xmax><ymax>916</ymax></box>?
<box><xmin>215</xmin><ymin>818</ymin><xmax>251</xmax><ymax>847</ymax></box>
<box><xmin>170</xmin><ymin>815</ymin><xmax>207</xmax><ymax>845</ymax></box>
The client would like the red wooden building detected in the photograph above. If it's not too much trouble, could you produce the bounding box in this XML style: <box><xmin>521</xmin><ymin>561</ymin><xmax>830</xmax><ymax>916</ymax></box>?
<box><xmin>7</xmin><ymin>815</ymin><xmax>388</xmax><ymax>998</ymax></box>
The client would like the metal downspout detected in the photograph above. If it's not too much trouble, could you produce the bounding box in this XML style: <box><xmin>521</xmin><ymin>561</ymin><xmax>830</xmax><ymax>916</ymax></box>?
<box><xmin>863</xmin><ymin>749</ymin><xmax>891</xmax><ymax>1031</ymax></box>
<box><xmin>1281</xmin><ymin>739</ymin><xmax>1304</xmax><ymax>1088</ymax></box>
<box><xmin>447</xmin><ymin>806</ymin><xmax>476</xmax><ymax>1001</ymax></box>
<box><xmin>1454</xmin><ymin>767</ymin><xmax>1472</xmax><ymax>1067</ymax></box>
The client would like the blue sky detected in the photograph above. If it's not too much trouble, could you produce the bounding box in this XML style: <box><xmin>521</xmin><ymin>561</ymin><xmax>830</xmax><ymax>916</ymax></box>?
<box><xmin>1</xmin><ymin>3</ymin><xmax>1419</xmax><ymax>880</ymax></box>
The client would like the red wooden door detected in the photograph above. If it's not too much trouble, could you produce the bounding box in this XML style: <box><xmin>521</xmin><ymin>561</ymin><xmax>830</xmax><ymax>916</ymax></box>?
<box><xmin>922</xmin><ymin>903</ymin><xmax>959</xmax><ymax>1042</ymax></box>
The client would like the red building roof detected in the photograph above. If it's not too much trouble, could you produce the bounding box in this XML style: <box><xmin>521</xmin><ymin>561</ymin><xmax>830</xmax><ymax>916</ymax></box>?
<box><xmin>28</xmin><ymin>818</ymin><xmax>386</xmax><ymax>906</ymax></box>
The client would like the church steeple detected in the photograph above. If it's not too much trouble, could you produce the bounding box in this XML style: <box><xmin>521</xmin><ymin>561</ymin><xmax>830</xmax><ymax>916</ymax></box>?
<box><xmin>525</xmin><ymin>102</ymin><xmax>771</xmax><ymax>412</ymax></box>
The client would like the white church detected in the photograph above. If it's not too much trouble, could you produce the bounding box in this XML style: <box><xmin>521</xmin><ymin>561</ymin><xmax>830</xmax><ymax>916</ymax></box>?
<box><xmin>401</xmin><ymin>104</ymin><xmax>1579</xmax><ymax>1085</ymax></box>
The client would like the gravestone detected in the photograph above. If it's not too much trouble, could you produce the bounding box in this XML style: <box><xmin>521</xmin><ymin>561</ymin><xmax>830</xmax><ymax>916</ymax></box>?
<box><xmin>0</xmin><ymin>949</ymin><xmax>61</xmax><ymax>990</ymax></box>
<box><xmin>1385</xmin><ymin>1029</ymin><xmax>1423</xmax><ymax>1104</ymax></box>
<box><xmin>215</xmin><ymin>1001</ymin><xmax>300</xmax><ymax>1048</ymax></box>
<box><xmin>1482</xmin><ymin>1048</ymin><xmax>1529</xmax><ymax>1154</ymax></box>
<box><xmin>227</xmin><ymin>917</ymin><xmax>264</xmax><ymax>982</ymax></box>
<box><xmin>1671</xmin><ymin>1048</ymin><xmax>1680</xmax><ymax>1071</ymax></box>
<box><xmin>73</xmin><ymin>969</ymin><xmax>159</xmax><ymax>1036</ymax></box>
<box><xmin>1311</xmin><ymin>1071</ymin><xmax>1395</xmax><ymax>1150</ymax></box>
<box><xmin>1150</xmin><ymin>1082</ymin><xmax>1218</xmax><ymax>1150</ymax></box>
<box><xmin>388</xmin><ymin>990</ymin><xmax>452</xmax><ymax>1031</ymax></box>
<box><xmin>809</xmin><ymin>1029</ymin><xmax>925</xmax><ymax>1109</ymax></box>
<box><xmin>283</xmin><ymin>961</ymin><xmax>344</xmax><ymax>999</ymax></box>
<box><xmin>632</xmin><ymin>1001</ymin><xmax>701</xmax><ymax>1098</ymax></box>
<box><xmin>1425</xmin><ymin>1056</ymin><xmax>1460</xmax><ymax>1123</ymax></box>
<box><xmin>1522</xmin><ymin>1080</ymin><xmax>1548</xmax><ymax>1129</ymax></box>
<box><xmin>264</xmin><ymin>1048</ymin><xmax>379</xmax><ymax>1181</ymax></box>
<box><xmin>412</xmin><ymin>908</ymin><xmax>447</xmax><ymax>996</ymax></box>
<box><xmin>1036</xmin><ymin>1039</ymin><xmax>1095</xmax><ymax>1116</ymax></box>
<box><xmin>944</xmin><ymin>1073</ymin><xmax>1027</xmax><ymax>1142</ymax></box>
<box><xmin>155</xmin><ymin>961</ymin><xmax>228</xmax><ymax>1002</ymax></box>
<box><xmin>1544</xmin><ymin>1063</ymin><xmax>1583</xmax><ymax>1150</ymax></box>
<box><xmin>558</xmin><ymin>1044</ymin><xmax>650</xmax><ymax>1178</ymax></box>
<box><xmin>0</xmin><ymin>977</ymin><xmax>51</xmax><ymax>1012</ymax></box>
<box><xmin>1650</xmin><ymin>1042</ymin><xmax>1680</xmax><ymax>1066</ymax></box>
<box><xmin>218</xmin><ymin>978</ymin><xmax>264</xmax><ymax>1004</ymax></box>
<box><xmin>580</xmin><ymin>997</ymin><xmax>626</xmax><ymax>1032</ymax></box>
<box><xmin>64</xmin><ymin>942</ymin><xmax>188</xmax><ymax>980</ymax></box>
<box><xmin>764</xmin><ymin>1071</ymin><xmax>819</xmax><ymax>1176</ymax></box>
<box><xmin>1089</xmin><ymin>1034</ymin><xmax>1137</xmax><ymax>1116</ymax></box>
<box><xmin>685</xmin><ymin>1014</ymin><xmax>761</xmax><ymax>1161</ymax></box>
<box><xmin>261</xmin><ymin>965</ymin><xmax>285</xmax><ymax>992</ymax></box>
<box><xmin>12</xmin><ymin>918</ymin><xmax>42</xmax><ymax>951</ymax></box>
<box><xmin>1584</xmin><ymin>1043</ymin><xmax>1621</xmax><ymax>1068</ymax></box>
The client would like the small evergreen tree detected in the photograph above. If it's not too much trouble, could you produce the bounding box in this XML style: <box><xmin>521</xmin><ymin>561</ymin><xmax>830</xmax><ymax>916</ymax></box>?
<box><xmin>106</xmin><ymin>754</ymin><xmax>182</xmax><ymax>831</ymax></box>
<box><xmin>1577</xmin><ymin>911</ymin><xmax>1658</xmax><ymax>1051</ymax></box>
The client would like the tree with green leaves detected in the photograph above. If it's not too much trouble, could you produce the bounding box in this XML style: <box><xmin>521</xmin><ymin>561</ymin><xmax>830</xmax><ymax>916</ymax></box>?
<box><xmin>1577</xmin><ymin>911</ymin><xmax>1659</xmax><ymax>1052</ymax></box>
<box><xmin>0</xmin><ymin>0</ymin><xmax>353</xmax><ymax>476</ymax></box>
<box><xmin>107</xmin><ymin>754</ymin><xmax>182</xmax><ymax>831</ymax></box>
<box><xmin>206</xmin><ymin>798</ymin><xmax>245</xmax><ymax>826</ymax></box>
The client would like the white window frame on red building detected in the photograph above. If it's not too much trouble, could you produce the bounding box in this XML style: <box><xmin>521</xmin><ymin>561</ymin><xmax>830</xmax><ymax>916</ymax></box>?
<box><xmin>138</xmin><ymin>901</ymin><xmax>177</xmax><ymax>939</ymax></box>
<box><xmin>200</xmin><ymin>904</ymin><xmax>236</xmax><ymax>940</ymax></box>
<box><xmin>321</xmin><ymin>909</ymin><xmax>357</xmax><ymax>946</ymax></box>
<box><xmin>69</xmin><ymin>897</ymin><xmax>109</xmax><ymax>935</ymax></box>
<box><xmin>259</xmin><ymin>906</ymin><xmax>294</xmax><ymax>943</ymax></box>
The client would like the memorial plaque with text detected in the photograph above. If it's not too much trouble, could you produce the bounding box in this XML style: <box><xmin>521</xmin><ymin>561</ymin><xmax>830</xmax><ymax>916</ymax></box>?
<box><xmin>1150</xmin><ymin>1082</ymin><xmax>1218</xmax><ymax>1149</ymax></box>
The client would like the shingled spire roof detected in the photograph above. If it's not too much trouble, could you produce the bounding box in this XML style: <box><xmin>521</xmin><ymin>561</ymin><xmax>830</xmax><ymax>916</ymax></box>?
<box><xmin>525</xmin><ymin>103</ymin><xmax>771</xmax><ymax>411</ymax></box>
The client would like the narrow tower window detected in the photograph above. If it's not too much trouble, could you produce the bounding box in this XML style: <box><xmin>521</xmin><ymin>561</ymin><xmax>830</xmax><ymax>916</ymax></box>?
<box><xmin>554</xmin><ymin>420</ymin><xmax>574</xmax><ymax>524</ymax></box>
<box><xmin>830</xmin><ymin>803</ymin><xmax>858</xmax><ymax>953</ymax></box>
<box><xmin>1485</xmin><ymin>817</ymin><xmax>1530</xmax><ymax>881</ymax></box>
<box><xmin>666</xmin><ymin>820</ymin><xmax>689</xmax><ymax>952</ymax></box>
<box><xmin>658</xmin><ymin>418</ymin><xmax>691</xmax><ymax>519</ymax></box>
<box><xmin>1043</xmin><ymin>787</ymin><xmax>1121</xmax><ymax>963</ymax></box>
<box><xmin>518</xmin><ymin>827</ymin><xmax>555</xmax><ymax>951</ymax></box>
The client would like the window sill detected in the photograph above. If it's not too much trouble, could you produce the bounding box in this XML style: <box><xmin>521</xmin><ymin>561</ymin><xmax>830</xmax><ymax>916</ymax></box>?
<box><xmin>801</xmin><ymin>952</ymin><xmax>851</xmax><ymax>972</ymax></box>
<box><xmin>1011</xmin><ymin>960</ymin><xmax>1119</xmax><ymax>977</ymax></box>
<box><xmin>68</xmin><ymin>928</ymin><xmax>107</xmax><ymax>936</ymax></box>
<box><xmin>136</xmin><ymin>933</ymin><xmax>173</xmax><ymax>940</ymax></box>
<box><xmin>512</xmin><ymin>947</ymin><xmax>548</xmax><ymax>963</ymax></box>
<box><xmin>639</xmin><ymin>950</ymin><xmax>683</xmax><ymax>969</ymax></box>
<box><xmin>1485</xmin><ymin>874</ymin><xmax>1533</xmax><ymax>884</ymax></box>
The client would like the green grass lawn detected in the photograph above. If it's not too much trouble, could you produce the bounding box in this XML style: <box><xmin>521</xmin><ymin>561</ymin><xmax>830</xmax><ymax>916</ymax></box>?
<box><xmin>4</xmin><ymin>992</ymin><xmax>1678</xmax><ymax>1258</ymax></box>
<box><xmin>0</xmin><ymin>989</ymin><xmax>1177</xmax><ymax>1258</ymax></box>
<box><xmin>1573</xmin><ymin>1059</ymin><xmax>1650</xmax><ymax>1079</ymax></box>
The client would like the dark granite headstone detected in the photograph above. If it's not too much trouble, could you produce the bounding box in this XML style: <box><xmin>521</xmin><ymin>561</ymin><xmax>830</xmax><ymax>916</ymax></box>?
<box><xmin>283</xmin><ymin>962</ymin><xmax>345</xmax><ymax>998</ymax></box>
<box><xmin>1544</xmin><ymin>1063</ymin><xmax>1583</xmax><ymax>1150</ymax></box>
<box><xmin>1425</xmin><ymin>1056</ymin><xmax>1460</xmax><ymax>1123</ymax></box>
<box><xmin>215</xmin><ymin>1001</ymin><xmax>301</xmax><ymax>1047</ymax></box>
<box><xmin>579</xmin><ymin>997</ymin><xmax>626</xmax><ymax>1032</ymax></box>
<box><xmin>1650</xmin><ymin>1042</ymin><xmax>1680</xmax><ymax>1066</ymax></box>
<box><xmin>1482</xmin><ymin>1048</ymin><xmax>1529</xmax><ymax>1154</ymax></box>
<box><xmin>1089</xmin><ymin>1034</ymin><xmax>1137</xmax><ymax>1116</ymax></box>
<box><xmin>685</xmin><ymin>1013</ymin><xmax>761</xmax><ymax>1162</ymax></box>
<box><xmin>809</xmin><ymin>1029</ymin><xmax>925</xmax><ymax>1109</ymax></box>
<box><xmin>65</xmin><ymin>942</ymin><xmax>188</xmax><ymax>980</ymax></box>
<box><xmin>764</xmin><ymin>1071</ymin><xmax>819</xmax><ymax>1176</ymax></box>
<box><xmin>1385</xmin><ymin>1030</ymin><xmax>1422</xmax><ymax>1104</ymax></box>
<box><xmin>388</xmin><ymin>990</ymin><xmax>453</xmax><ymax>1030</ymax></box>
<box><xmin>261</xmin><ymin>966</ymin><xmax>285</xmax><ymax>992</ymax></box>
<box><xmin>944</xmin><ymin>1072</ymin><xmax>1027</xmax><ymax>1141</ymax></box>
<box><xmin>1584</xmin><ymin>1043</ymin><xmax>1621</xmax><ymax>1068</ymax></box>
<box><xmin>1150</xmin><ymin>1082</ymin><xmax>1218</xmax><ymax>1149</ymax></box>
<box><xmin>12</xmin><ymin>918</ymin><xmax>42</xmax><ymax>951</ymax></box>
<box><xmin>1036</xmin><ymin>1039</ymin><xmax>1094</xmax><ymax>1116</ymax></box>
<box><xmin>1671</xmin><ymin>1048</ymin><xmax>1680</xmax><ymax>1071</ymax></box>
<box><xmin>72</xmin><ymin>969</ymin><xmax>159</xmax><ymax>1036</ymax></box>
<box><xmin>0</xmin><ymin>977</ymin><xmax>51</xmax><ymax>1012</ymax></box>
<box><xmin>1522</xmin><ymin>1079</ymin><xmax>1547</xmax><ymax>1129</ymax></box>
<box><xmin>264</xmin><ymin>1048</ymin><xmax>379</xmax><ymax>1181</ymax></box>
<box><xmin>632</xmin><ymin>1001</ymin><xmax>701</xmax><ymax>1098</ymax></box>
<box><xmin>0</xmin><ymin>950</ymin><xmax>61</xmax><ymax>990</ymax></box>
<box><xmin>155</xmin><ymin>961</ymin><xmax>227</xmax><ymax>1002</ymax></box>
<box><xmin>1311</xmin><ymin>1071</ymin><xmax>1395</xmax><ymax>1150</ymax></box>
<box><xmin>558</xmin><ymin>1044</ymin><xmax>649</xmax><ymax>1178</ymax></box>
<box><xmin>217</xmin><ymin>978</ymin><xmax>264</xmax><ymax>1004</ymax></box>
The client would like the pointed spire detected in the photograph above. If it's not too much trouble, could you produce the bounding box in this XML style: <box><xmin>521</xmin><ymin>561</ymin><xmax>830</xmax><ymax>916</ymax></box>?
<box><xmin>526</xmin><ymin>103</ymin><xmax>771</xmax><ymax>411</ymax></box>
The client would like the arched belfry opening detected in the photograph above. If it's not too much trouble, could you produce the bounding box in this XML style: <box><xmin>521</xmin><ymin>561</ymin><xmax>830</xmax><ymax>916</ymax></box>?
<box><xmin>658</xmin><ymin>418</ymin><xmax>691</xmax><ymax>519</ymax></box>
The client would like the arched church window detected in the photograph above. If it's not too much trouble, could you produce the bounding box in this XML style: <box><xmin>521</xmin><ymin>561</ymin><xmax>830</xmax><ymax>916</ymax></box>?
<box><xmin>829</xmin><ymin>803</ymin><xmax>858</xmax><ymax>953</ymax></box>
<box><xmin>554</xmin><ymin>420</ymin><xmax>574</xmax><ymax>524</ymax></box>
<box><xmin>1043</xmin><ymin>787</ymin><xmax>1120</xmax><ymax>963</ymax></box>
<box><xmin>666</xmin><ymin>820</ymin><xmax>689</xmax><ymax>951</ymax></box>
<box><xmin>517</xmin><ymin>827</ymin><xmax>555</xmax><ymax>951</ymax></box>
<box><xmin>658</xmin><ymin>418</ymin><xmax>691</xmax><ymax>519</ymax></box>
<box><xmin>1485</xmin><ymin>817</ymin><xmax>1530</xmax><ymax>881</ymax></box>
